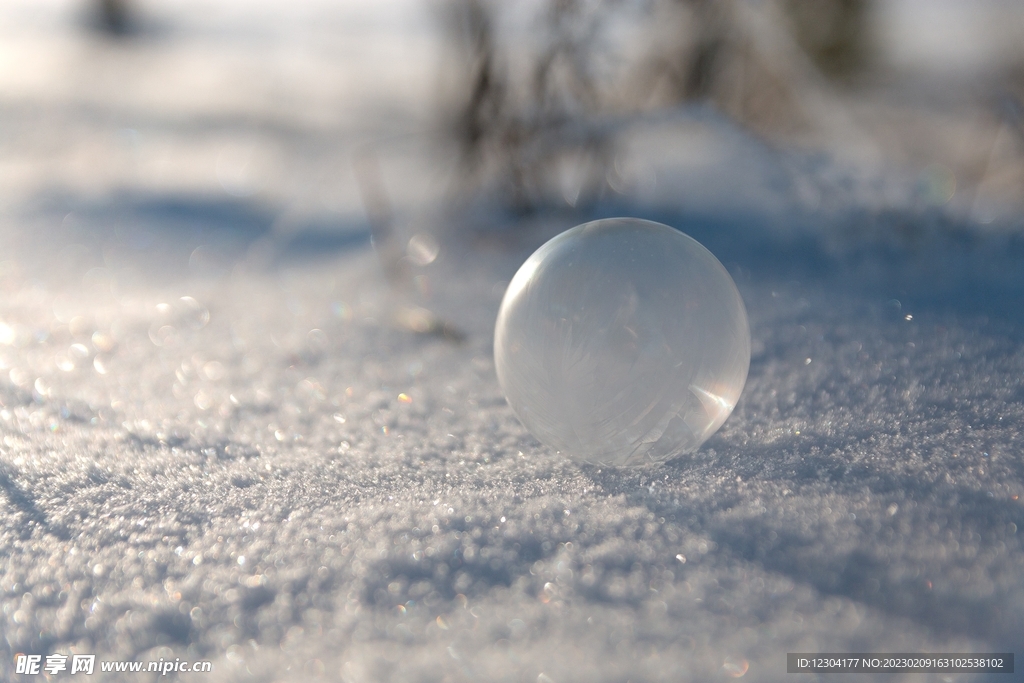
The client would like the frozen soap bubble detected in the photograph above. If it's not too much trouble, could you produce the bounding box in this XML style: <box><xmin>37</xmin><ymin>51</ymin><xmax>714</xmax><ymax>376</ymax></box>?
<box><xmin>494</xmin><ymin>218</ymin><xmax>749</xmax><ymax>465</ymax></box>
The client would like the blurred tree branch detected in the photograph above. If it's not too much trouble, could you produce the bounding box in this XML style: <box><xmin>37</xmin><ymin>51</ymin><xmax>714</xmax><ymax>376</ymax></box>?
<box><xmin>439</xmin><ymin>0</ymin><xmax>871</xmax><ymax>211</ymax></box>
<box><xmin>96</xmin><ymin>0</ymin><xmax>132</xmax><ymax>35</ymax></box>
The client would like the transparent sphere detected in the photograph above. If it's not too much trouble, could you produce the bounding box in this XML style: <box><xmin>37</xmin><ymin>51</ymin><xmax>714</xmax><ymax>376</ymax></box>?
<box><xmin>494</xmin><ymin>218</ymin><xmax>750</xmax><ymax>465</ymax></box>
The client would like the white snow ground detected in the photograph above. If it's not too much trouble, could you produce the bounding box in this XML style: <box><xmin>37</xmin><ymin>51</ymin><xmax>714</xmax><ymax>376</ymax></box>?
<box><xmin>2</xmin><ymin>2</ymin><xmax>1024</xmax><ymax>682</ymax></box>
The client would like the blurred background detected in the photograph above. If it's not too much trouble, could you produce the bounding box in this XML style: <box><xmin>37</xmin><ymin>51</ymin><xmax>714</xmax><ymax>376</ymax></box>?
<box><xmin>2</xmin><ymin>0</ymin><xmax>1023</xmax><ymax>279</ymax></box>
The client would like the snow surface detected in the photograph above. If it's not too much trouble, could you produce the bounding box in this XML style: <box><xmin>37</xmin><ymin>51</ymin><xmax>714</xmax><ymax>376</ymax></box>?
<box><xmin>2</xmin><ymin>2</ymin><xmax>1024</xmax><ymax>682</ymax></box>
